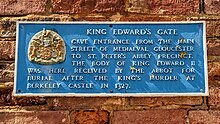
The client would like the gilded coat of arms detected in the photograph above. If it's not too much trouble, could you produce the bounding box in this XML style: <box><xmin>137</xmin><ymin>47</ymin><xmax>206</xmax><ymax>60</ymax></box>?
<box><xmin>28</xmin><ymin>29</ymin><xmax>66</xmax><ymax>64</ymax></box>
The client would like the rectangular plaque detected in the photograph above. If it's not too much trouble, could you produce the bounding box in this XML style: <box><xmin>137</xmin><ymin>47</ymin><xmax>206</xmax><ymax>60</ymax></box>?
<box><xmin>14</xmin><ymin>21</ymin><xmax>208</xmax><ymax>96</ymax></box>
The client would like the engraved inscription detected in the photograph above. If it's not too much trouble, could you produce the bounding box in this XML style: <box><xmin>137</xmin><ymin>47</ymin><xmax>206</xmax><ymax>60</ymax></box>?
<box><xmin>15</xmin><ymin>22</ymin><xmax>207</xmax><ymax>95</ymax></box>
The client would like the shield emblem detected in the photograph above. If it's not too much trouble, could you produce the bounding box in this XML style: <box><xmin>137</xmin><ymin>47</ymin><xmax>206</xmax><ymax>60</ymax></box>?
<box><xmin>28</xmin><ymin>29</ymin><xmax>66</xmax><ymax>64</ymax></box>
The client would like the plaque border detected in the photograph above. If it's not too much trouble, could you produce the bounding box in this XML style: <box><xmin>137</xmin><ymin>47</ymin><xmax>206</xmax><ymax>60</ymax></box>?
<box><xmin>14</xmin><ymin>21</ymin><xmax>208</xmax><ymax>97</ymax></box>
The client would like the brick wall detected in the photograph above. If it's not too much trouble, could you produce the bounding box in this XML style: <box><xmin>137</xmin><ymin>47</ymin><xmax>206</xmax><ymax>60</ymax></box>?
<box><xmin>0</xmin><ymin>0</ymin><xmax>220</xmax><ymax>123</ymax></box>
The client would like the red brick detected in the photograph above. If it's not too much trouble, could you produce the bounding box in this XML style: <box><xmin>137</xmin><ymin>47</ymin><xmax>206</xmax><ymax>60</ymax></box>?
<box><xmin>51</xmin><ymin>0</ymin><xmax>94</xmax><ymax>14</ymax></box>
<box><xmin>189</xmin><ymin>110</ymin><xmax>220</xmax><ymax>124</ymax></box>
<box><xmin>48</xmin><ymin>97</ymin><xmax>125</xmax><ymax>109</ymax></box>
<box><xmin>119</xmin><ymin>15</ymin><xmax>185</xmax><ymax>21</ymax></box>
<box><xmin>0</xmin><ymin>0</ymin><xmax>46</xmax><ymax>15</ymax></box>
<box><xmin>0</xmin><ymin>88</ymin><xmax>47</xmax><ymax>106</ymax></box>
<box><xmin>208</xmin><ymin>87</ymin><xmax>220</xmax><ymax>108</ymax></box>
<box><xmin>126</xmin><ymin>0</ymin><xmax>199</xmax><ymax>14</ymax></box>
<box><xmin>94</xmin><ymin>0</ymin><xmax>124</xmax><ymax>13</ymax></box>
<box><xmin>208</xmin><ymin>81</ymin><xmax>220</xmax><ymax>88</ymax></box>
<box><xmin>208</xmin><ymin>56</ymin><xmax>220</xmax><ymax>62</ymax></box>
<box><xmin>73</xmin><ymin>110</ymin><xmax>108</xmax><ymax>124</ymax></box>
<box><xmin>112</xmin><ymin>110</ymin><xmax>186</xmax><ymax>124</ymax></box>
<box><xmin>120</xmin><ymin>15</ymin><xmax>186</xmax><ymax>21</ymax></box>
<box><xmin>0</xmin><ymin>41</ymin><xmax>15</xmax><ymax>60</ymax></box>
<box><xmin>207</xmin><ymin>38</ymin><xmax>220</xmax><ymax>56</ymax></box>
<box><xmin>208</xmin><ymin>62</ymin><xmax>220</xmax><ymax>81</ymax></box>
<box><xmin>0</xmin><ymin>82</ymin><xmax>13</xmax><ymax>89</ymax></box>
<box><xmin>120</xmin><ymin>15</ymin><xmax>165</xmax><ymax>21</ymax></box>
<box><xmin>0</xmin><ymin>15</ymin><xmax>75</xmax><ymax>38</ymax></box>
<box><xmin>52</xmin><ymin>0</ymin><xmax>124</xmax><ymax>13</ymax></box>
<box><xmin>13</xmin><ymin>97</ymin><xmax>47</xmax><ymax>106</ymax></box>
<box><xmin>0</xmin><ymin>89</ymin><xmax>13</xmax><ymax>106</ymax></box>
<box><xmin>130</xmin><ymin>97</ymin><xmax>203</xmax><ymax>106</ymax></box>
<box><xmin>205</xmin><ymin>0</ymin><xmax>220</xmax><ymax>14</ymax></box>
<box><xmin>80</xmin><ymin>15</ymin><xmax>108</xmax><ymax>21</ymax></box>
<box><xmin>0</xmin><ymin>63</ymin><xmax>14</xmax><ymax>82</ymax></box>
<box><xmin>207</xmin><ymin>20</ymin><xmax>220</xmax><ymax>37</ymax></box>
<box><xmin>0</xmin><ymin>21</ymin><xmax>16</xmax><ymax>37</ymax></box>
<box><xmin>0</xmin><ymin>111</ymin><xmax>69</xmax><ymax>124</ymax></box>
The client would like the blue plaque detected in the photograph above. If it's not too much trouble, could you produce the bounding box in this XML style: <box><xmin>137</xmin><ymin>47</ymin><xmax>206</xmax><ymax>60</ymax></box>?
<box><xmin>14</xmin><ymin>22</ymin><xmax>208</xmax><ymax>96</ymax></box>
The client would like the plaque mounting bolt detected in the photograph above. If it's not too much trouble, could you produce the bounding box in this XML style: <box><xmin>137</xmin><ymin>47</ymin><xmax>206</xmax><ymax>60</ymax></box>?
<box><xmin>17</xmin><ymin>89</ymin><xmax>21</xmax><ymax>93</ymax></box>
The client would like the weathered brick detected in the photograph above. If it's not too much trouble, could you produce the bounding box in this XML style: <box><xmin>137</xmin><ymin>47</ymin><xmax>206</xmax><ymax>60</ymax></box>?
<box><xmin>51</xmin><ymin>0</ymin><xmax>95</xmax><ymax>14</ymax></box>
<box><xmin>48</xmin><ymin>97</ymin><xmax>125</xmax><ymax>109</ymax></box>
<box><xmin>73</xmin><ymin>110</ymin><xmax>108</xmax><ymax>124</ymax></box>
<box><xmin>80</xmin><ymin>15</ymin><xmax>108</xmax><ymax>21</ymax></box>
<box><xmin>126</xmin><ymin>0</ymin><xmax>199</xmax><ymax>14</ymax></box>
<box><xmin>52</xmin><ymin>0</ymin><xmax>124</xmax><ymax>13</ymax></box>
<box><xmin>0</xmin><ymin>82</ymin><xmax>13</xmax><ymax>89</ymax></box>
<box><xmin>0</xmin><ymin>111</ymin><xmax>69</xmax><ymax>124</ymax></box>
<box><xmin>208</xmin><ymin>62</ymin><xmax>220</xmax><ymax>81</ymax></box>
<box><xmin>207</xmin><ymin>38</ymin><xmax>220</xmax><ymax>56</ymax></box>
<box><xmin>0</xmin><ymin>15</ymin><xmax>75</xmax><ymax>38</ymax></box>
<box><xmin>189</xmin><ymin>110</ymin><xmax>220</xmax><ymax>124</ymax></box>
<box><xmin>0</xmin><ymin>41</ymin><xmax>15</xmax><ymax>60</ymax></box>
<box><xmin>13</xmin><ymin>97</ymin><xmax>47</xmax><ymax>106</ymax></box>
<box><xmin>208</xmin><ymin>87</ymin><xmax>220</xmax><ymax>108</ymax></box>
<box><xmin>0</xmin><ymin>21</ymin><xmax>16</xmax><ymax>38</ymax></box>
<box><xmin>0</xmin><ymin>63</ymin><xmax>14</xmax><ymax>82</ymax></box>
<box><xmin>94</xmin><ymin>0</ymin><xmax>124</xmax><ymax>13</ymax></box>
<box><xmin>130</xmin><ymin>97</ymin><xmax>203</xmax><ymax>106</ymax></box>
<box><xmin>112</xmin><ymin>110</ymin><xmax>186</xmax><ymax>124</ymax></box>
<box><xmin>205</xmin><ymin>0</ymin><xmax>220</xmax><ymax>14</ymax></box>
<box><xmin>208</xmin><ymin>56</ymin><xmax>220</xmax><ymax>62</ymax></box>
<box><xmin>0</xmin><ymin>89</ymin><xmax>13</xmax><ymax>106</ymax></box>
<box><xmin>208</xmin><ymin>81</ymin><xmax>220</xmax><ymax>88</ymax></box>
<box><xmin>0</xmin><ymin>88</ymin><xmax>47</xmax><ymax>106</ymax></box>
<box><xmin>0</xmin><ymin>0</ymin><xmax>46</xmax><ymax>15</ymax></box>
<box><xmin>119</xmin><ymin>15</ymin><xmax>185</xmax><ymax>21</ymax></box>
<box><xmin>206</xmin><ymin>20</ymin><xmax>220</xmax><ymax>37</ymax></box>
